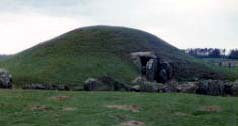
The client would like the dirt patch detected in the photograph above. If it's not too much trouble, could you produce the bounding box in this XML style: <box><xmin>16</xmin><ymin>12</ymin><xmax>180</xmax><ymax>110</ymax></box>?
<box><xmin>174</xmin><ymin>112</ymin><xmax>190</xmax><ymax>116</ymax></box>
<box><xmin>30</xmin><ymin>105</ymin><xmax>50</xmax><ymax>111</ymax></box>
<box><xmin>49</xmin><ymin>96</ymin><xmax>71</xmax><ymax>101</ymax></box>
<box><xmin>121</xmin><ymin>120</ymin><xmax>145</xmax><ymax>126</ymax></box>
<box><xmin>63</xmin><ymin>107</ymin><xmax>77</xmax><ymax>111</ymax></box>
<box><xmin>193</xmin><ymin>105</ymin><xmax>222</xmax><ymax>115</ymax></box>
<box><xmin>199</xmin><ymin>105</ymin><xmax>222</xmax><ymax>112</ymax></box>
<box><xmin>106</xmin><ymin>105</ymin><xmax>140</xmax><ymax>112</ymax></box>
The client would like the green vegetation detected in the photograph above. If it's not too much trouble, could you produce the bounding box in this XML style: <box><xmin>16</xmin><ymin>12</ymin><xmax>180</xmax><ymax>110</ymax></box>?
<box><xmin>0</xmin><ymin>55</ymin><xmax>11</xmax><ymax>61</ymax></box>
<box><xmin>0</xmin><ymin>90</ymin><xmax>237</xmax><ymax>126</ymax></box>
<box><xmin>202</xmin><ymin>58</ymin><xmax>238</xmax><ymax>80</ymax></box>
<box><xmin>0</xmin><ymin>26</ymin><xmax>235</xmax><ymax>87</ymax></box>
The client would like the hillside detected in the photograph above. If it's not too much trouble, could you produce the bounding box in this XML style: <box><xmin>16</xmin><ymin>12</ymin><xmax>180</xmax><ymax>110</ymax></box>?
<box><xmin>0</xmin><ymin>26</ymin><xmax>229</xmax><ymax>86</ymax></box>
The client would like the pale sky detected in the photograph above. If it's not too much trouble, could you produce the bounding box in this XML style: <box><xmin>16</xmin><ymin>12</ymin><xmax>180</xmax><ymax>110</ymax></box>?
<box><xmin>0</xmin><ymin>0</ymin><xmax>237</xmax><ymax>54</ymax></box>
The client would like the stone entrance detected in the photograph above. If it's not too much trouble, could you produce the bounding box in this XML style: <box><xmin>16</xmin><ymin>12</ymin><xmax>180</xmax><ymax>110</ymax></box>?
<box><xmin>131</xmin><ymin>52</ymin><xmax>173</xmax><ymax>83</ymax></box>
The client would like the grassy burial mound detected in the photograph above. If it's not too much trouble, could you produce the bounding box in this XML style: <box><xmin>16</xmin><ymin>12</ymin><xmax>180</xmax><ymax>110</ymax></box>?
<box><xmin>0</xmin><ymin>26</ymin><xmax>229</xmax><ymax>87</ymax></box>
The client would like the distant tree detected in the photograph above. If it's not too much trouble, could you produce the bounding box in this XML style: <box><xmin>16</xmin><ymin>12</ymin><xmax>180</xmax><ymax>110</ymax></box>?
<box><xmin>208</xmin><ymin>48</ymin><xmax>221</xmax><ymax>58</ymax></box>
<box><xmin>229</xmin><ymin>49</ymin><xmax>238</xmax><ymax>59</ymax></box>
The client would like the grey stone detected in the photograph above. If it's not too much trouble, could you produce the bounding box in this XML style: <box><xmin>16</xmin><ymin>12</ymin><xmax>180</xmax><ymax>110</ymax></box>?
<box><xmin>84</xmin><ymin>76</ymin><xmax>129</xmax><ymax>91</ymax></box>
<box><xmin>146</xmin><ymin>58</ymin><xmax>158</xmax><ymax>82</ymax></box>
<box><xmin>139</xmin><ymin>82</ymin><xmax>162</xmax><ymax>92</ymax></box>
<box><xmin>176</xmin><ymin>82</ymin><xmax>199</xmax><ymax>93</ymax></box>
<box><xmin>23</xmin><ymin>84</ymin><xmax>70</xmax><ymax>91</ymax></box>
<box><xmin>196</xmin><ymin>80</ymin><xmax>231</xmax><ymax>96</ymax></box>
<box><xmin>130</xmin><ymin>51</ymin><xmax>174</xmax><ymax>83</ymax></box>
<box><xmin>0</xmin><ymin>69</ymin><xmax>12</xmax><ymax>88</ymax></box>
<box><xmin>158</xmin><ymin>61</ymin><xmax>173</xmax><ymax>83</ymax></box>
<box><xmin>130</xmin><ymin>85</ymin><xmax>141</xmax><ymax>92</ymax></box>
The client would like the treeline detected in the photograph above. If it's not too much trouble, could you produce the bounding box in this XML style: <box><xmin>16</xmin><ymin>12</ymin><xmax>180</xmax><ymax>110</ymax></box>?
<box><xmin>186</xmin><ymin>48</ymin><xmax>238</xmax><ymax>59</ymax></box>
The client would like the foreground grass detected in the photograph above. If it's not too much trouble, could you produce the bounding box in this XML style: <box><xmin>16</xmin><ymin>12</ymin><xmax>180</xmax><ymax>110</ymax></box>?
<box><xmin>0</xmin><ymin>90</ymin><xmax>237</xmax><ymax>126</ymax></box>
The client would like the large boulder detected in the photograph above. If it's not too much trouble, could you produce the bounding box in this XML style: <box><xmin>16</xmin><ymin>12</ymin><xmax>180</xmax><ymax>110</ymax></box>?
<box><xmin>146</xmin><ymin>58</ymin><xmax>158</xmax><ymax>82</ymax></box>
<box><xmin>84</xmin><ymin>76</ymin><xmax>129</xmax><ymax>91</ymax></box>
<box><xmin>139</xmin><ymin>82</ymin><xmax>162</xmax><ymax>92</ymax></box>
<box><xmin>130</xmin><ymin>82</ymin><xmax>163</xmax><ymax>93</ymax></box>
<box><xmin>196</xmin><ymin>80</ymin><xmax>231</xmax><ymax>96</ymax></box>
<box><xmin>157</xmin><ymin>61</ymin><xmax>173</xmax><ymax>83</ymax></box>
<box><xmin>231</xmin><ymin>81</ymin><xmax>238</xmax><ymax>96</ymax></box>
<box><xmin>131</xmin><ymin>76</ymin><xmax>163</xmax><ymax>92</ymax></box>
<box><xmin>176</xmin><ymin>82</ymin><xmax>199</xmax><ymax>93</ymax></box>
<box><xmin>0</xmin><ymin>69</ymin><xmax>12</xmax><ymax>88</ymax></box>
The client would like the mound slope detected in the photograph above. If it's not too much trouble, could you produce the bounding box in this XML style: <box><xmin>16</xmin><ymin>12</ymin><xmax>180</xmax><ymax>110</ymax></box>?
<box><xmin>0</xmin><ymin>26</ymin><xmax>226</xmax><ymax>86</ymax></box>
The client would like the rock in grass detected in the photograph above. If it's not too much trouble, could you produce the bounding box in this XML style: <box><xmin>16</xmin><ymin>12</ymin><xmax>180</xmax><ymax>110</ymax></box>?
<box><xmin>84</xmin><ymin>76</ymin><xmax>129</xmax><ymax>91</ymax></box>
<box><xmin>0</xmin><ymin>69</ymin><xmax>12</xmax><ymax>88</ymax></box>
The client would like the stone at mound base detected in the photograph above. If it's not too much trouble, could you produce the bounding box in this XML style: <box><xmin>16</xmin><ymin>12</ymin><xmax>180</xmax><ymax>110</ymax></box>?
<box><xmin>84</xmin><ymin>76</ymin><xmax>129</xmax><ymax>91</ymax></box>
<box><xmin>130</xmin><ymin>51</ymin><xmax>174</xmax><ymax>83</ymax></box>
<box><xmin>158</xmin><ymin>61</ymin><xmax>173</xmax><ymax>83</ymax></box>
<box><xmin>23</xmin><ymin>84</ymin><xmax>70</xmax><ymax>91</ymax></box>
<box><xmin>146</xmin><ymin>58</ymin><xmax>158</xmax><ymax>82</ymax></box>
<box><xmin>0</xmin><ymin>69</ymin><xmax>12</xmax><ymax>88</ymax></box>
<box><xmin>196</xmin><ymin>80</ymin><xmax>233</xmax><ymax>96</ymax></box>
<box><xmin>176</xmin><ymin>82</ymin><xmax>199</xmax><ymax>93</ymax></box>
<box><xmin>131</xmin><ymin>76</ymin><xmax>161</xmax><ymax>92</ymax></box>
<box><xmin>231</xmin><ymin>81</ymin><xmax>238</xmax><ymax>96</ymax></box>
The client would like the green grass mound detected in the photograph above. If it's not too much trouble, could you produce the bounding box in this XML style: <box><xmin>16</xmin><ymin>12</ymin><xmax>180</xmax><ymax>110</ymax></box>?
<box><xmin>0</xmin><ymin>90</ymin><xmax>237</xmax><ymax>126</ymax></box>
<box><xmin>0</xmin><ymin>26</ymin><xmax>231</xmax><ymax>86</ymax></box>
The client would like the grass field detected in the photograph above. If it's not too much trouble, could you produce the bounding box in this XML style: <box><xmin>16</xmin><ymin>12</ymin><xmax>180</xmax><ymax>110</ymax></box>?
<box><xmin>0</xmin><ymin>90</ymin><xmax>237</xmax><ymax>126</ymax></box>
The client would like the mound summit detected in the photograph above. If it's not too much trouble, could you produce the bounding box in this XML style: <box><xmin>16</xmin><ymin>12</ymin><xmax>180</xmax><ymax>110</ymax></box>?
<box><xmin>0</xmin><ymin>26</ymin><xmax>226</xmax><ymax>87</ymax></box>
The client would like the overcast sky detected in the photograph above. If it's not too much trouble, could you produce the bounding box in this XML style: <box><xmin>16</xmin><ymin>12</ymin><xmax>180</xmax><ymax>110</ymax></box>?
<box><xmin>0</xmin><ymin>0</ymin><xmax>237</xmax><ymax>54</ymax></box>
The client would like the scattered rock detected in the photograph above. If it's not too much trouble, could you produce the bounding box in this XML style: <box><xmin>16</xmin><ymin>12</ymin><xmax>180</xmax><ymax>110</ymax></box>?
<box><xmin>159</xmin><ymin>81</ymin><xmax>178</xmax><ymax>93</ymax></box>
<box><xmin>130</xmin><ymin>85</ymin><xmax>141</xmax><ymax>92</ymax></box>
<box><xmin>131</xmin><ymin>79</ymin><xmax>238</xmax><ymax>96</ymax></box>
<box><xmin>139</xmin><ymin>82</ymin><xmax>162</xmax><ymax>92</ymax></box>
<box><xmin>0</xmin><ymin>69</ymin><xmax>12</xmax><ymax>88</ymax></box>
<box><xmin>230</xmin><ymin>81</ymin><xmax>238</xmax><ymax>96</ymax></box>
<box><xmin>23</xmin><ymin>84</ymin><xmax>70</xmax><ymax>91</ymax></box>
<box><xmin>176</xmin><ymin>82</ymin><xmax>199</xmax><ymax>93</ymax></box>
<box><xmin>131</xmin><ymin>76</ymin><xmax>163</xmax><ymax>92</ymax></box>
<box><xmin>196</xmin><ymin>80</ymin><xmax>229</xmax><ymax>96</ymax></box>
<box><xmin>84</xmin><ymin>76</ymin><xmax>129</xmax><ymax>91</ymax></box>
<box><xmin>121</xmin><ymin>120</ymin><xmax>145</xmax><ymax>126</ymax></box>
<box><xmin>106</xmin><ymin>105</ymin><xmax>140</xmax><ymax>113</ymax></box>
<box><xmin>132</xmin><ymin>76</ymin><xmax>147</xmax><ymax>84</ymax></box>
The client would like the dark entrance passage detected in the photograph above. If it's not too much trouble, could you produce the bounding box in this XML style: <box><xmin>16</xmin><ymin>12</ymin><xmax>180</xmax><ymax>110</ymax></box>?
<box><xmin>131</xmin><ymin>52</ymin><xmax>173</xmax><ymax>83</ymax></box>
<box><xmin>140</xmin><ymin>56</ymin><xmax>153</xmax><ymax>75</ymax></box>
